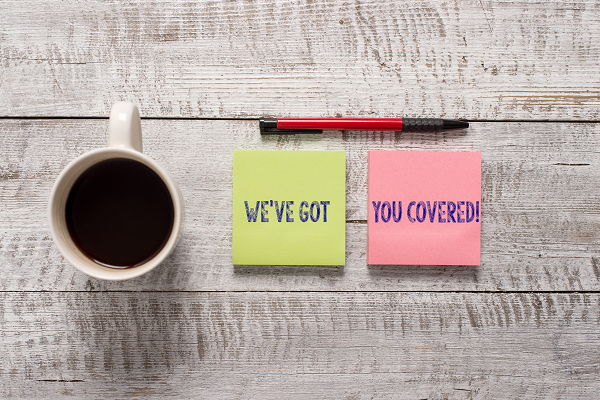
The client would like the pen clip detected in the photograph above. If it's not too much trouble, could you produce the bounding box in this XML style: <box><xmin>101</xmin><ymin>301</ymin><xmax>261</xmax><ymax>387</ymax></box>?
<box><xmin>261</xmin><ymin>128</ymin><xmax>323</xmax><ymax>135</ymax></box>
<box><xmin>259</xmin><ymin>118</ymin><xmax>322</xmax><ymax>135</ymax></box>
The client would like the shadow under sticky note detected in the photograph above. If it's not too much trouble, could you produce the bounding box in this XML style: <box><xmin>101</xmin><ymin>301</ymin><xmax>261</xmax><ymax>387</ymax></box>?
<box><xmin>368</xmin><ymin>151</ymin><xmax>481</xmax><ymax>266</ymax></box>
<box><xmin>233</xmin><ymin>150</ymin><xmax>346</xmax><ymax>266</ymax></box>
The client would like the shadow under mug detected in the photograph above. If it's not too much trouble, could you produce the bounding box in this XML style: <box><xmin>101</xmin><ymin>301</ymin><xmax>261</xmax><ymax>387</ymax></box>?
<box><xmin>48</xmin><ymin>102</ymin><xmax>183</xmax><ymax>281</ymax></box>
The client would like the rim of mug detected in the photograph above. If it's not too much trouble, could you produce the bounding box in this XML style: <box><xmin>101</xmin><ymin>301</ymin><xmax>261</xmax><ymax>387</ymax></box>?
<box><xmin>48</xmin><ymin>147</ymin><xmax>183</xmax><ymax>281</ymax></box>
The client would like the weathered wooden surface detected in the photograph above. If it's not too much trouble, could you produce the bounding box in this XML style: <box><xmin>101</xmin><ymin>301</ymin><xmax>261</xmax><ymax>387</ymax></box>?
<box><xmin>1</xmin><ymin>0</ymin><xmax>600</xmax><ymax>119</ymax></box>
<box><xmin>1</xmin><ymin>292</ymin><xmax>599</xmax><ymax>399</ymax></box>
<box><xmin>3</xmin><ymin>1</ymin><xmax>600</xmax><ymax>398</ymax></box>
<box><xmin>1</xmin><ymin>119</ymin><xmax>599</xmax><ymax>292</ymax></box>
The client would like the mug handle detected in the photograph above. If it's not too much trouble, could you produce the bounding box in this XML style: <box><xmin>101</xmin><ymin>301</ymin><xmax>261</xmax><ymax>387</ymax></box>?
<box><xmin>109</xmin><ymin>102</ymin><xmax>143</xmax><ymax>152</ymax></box>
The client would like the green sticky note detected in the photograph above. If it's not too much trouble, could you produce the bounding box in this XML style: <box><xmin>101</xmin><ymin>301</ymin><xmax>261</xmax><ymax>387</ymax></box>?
<box><xmin>233</xmin><ymin>150</ymin><xmax>346</xmax><ymax>265</ymax></box>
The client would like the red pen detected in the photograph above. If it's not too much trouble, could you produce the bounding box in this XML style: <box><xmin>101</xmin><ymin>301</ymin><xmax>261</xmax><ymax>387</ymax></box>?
<box><xmin>259</xmin><ymin>117</ymin><xmax>469</xmax><ymax>134</ymax></box>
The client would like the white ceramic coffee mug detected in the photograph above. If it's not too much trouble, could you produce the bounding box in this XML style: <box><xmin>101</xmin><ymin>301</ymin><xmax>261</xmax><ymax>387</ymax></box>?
<box><xmin>48</xmin><ymin>102</ymin><xmax>183</xmax><ymax>281</ymax></box>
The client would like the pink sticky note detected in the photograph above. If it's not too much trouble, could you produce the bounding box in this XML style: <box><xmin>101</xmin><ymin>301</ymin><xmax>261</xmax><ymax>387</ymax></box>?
<box><xmin>368</xmin><ymin>151</ymin><xmax>481</xmax><ymax>265</ymax></box>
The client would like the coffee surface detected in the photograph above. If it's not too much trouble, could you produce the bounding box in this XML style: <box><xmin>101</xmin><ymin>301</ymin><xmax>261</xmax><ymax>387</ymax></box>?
<box><xmin>66</xmin><ymin>158</ymin><xmax>174</xmax><ymax>268</ymax></box>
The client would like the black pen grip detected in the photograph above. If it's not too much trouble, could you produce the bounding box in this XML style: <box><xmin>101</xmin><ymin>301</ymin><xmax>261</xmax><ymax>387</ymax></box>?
<box><xmin>402</xmin><ymin>118</ymin><xmax>444</xmax><ymax>132</ymax></box>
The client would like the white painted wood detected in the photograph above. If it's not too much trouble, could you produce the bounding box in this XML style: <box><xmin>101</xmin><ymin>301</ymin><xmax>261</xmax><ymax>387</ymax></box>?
<box><xmin>2</xmin><ymin>119</ymin><xmax>599</xmax><ymax>291</ymax></box>
<box><xmin>1</xmin><ymin>0</ymin><xmax>599</xmax><ymax>119</ymax></box>
<box><xmin>1</xmin><ymin>292</ymin><xmax>599</xmax><ymax>399</ymax></box>
<box><xmin>3</xmin><ymin>1</ymin><xmax>600</xmax><ymax>397</ymax></box>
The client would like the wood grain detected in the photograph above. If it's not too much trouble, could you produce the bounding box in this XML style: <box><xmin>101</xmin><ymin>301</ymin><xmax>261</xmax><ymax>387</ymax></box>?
<box><xmin>1</xmin><ymin>0</ymin><xmax>599</xmax><ymax>119</ymax></box>
<box><xmin>2</xmin><ymin>119</ymin><xmax>599</xmax><ymax>292</ymax></box>
<box><xmin>3</xmin><ymin>1</ymin><xmax>600</xmax><ymax>397</ymax></box>
<box><xmin>1</xmin><ymin>292</ymin><xmax>599</xmax><ymax>399</ymax></box>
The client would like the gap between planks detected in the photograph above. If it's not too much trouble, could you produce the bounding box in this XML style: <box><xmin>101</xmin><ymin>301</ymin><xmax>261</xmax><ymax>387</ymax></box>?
<box><xmin>1</xmin><ymin>116</ymin><xmax>600</xmax><ymax>123</ymax></box>
<box><xmin>1</xmin><ymin>290</ymin><xmax>599</xmax><ymax>294</ymax></box>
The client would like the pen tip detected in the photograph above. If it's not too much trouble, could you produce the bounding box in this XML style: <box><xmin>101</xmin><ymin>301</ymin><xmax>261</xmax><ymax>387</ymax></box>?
<box><xmin>442</xmin><ymin>119</ymin><xmax>469</xmax><ymax>130</ymax></box>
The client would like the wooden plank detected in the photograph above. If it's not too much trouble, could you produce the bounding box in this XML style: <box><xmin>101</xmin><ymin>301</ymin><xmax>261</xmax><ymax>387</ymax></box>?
<box><xmin>1</xmin><ymin>119</ymin><xmax>600</xmax><ymax>291</ymax></box>
<box><xmin>1</xmin><ymin>0</ymin><xmax>600</xmax><ymax>119</ymax></box>
<box><xmin>1</xmin><ymin>292</ymin><xmax>599</xmax><ymax>398</ymax></box>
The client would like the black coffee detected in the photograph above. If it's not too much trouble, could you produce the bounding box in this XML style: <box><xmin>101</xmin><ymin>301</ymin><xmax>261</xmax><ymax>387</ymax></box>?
<box><xmin>65</xmin><ymin>158</ymin><xmax>175</xmax><ymax>268</ymax></box>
